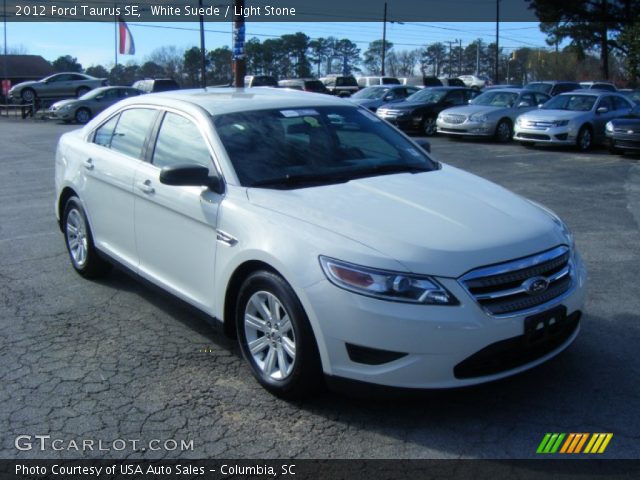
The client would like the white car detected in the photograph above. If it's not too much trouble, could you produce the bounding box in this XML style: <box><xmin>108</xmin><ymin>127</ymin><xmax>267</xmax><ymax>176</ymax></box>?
<box><xmin>55</xmin><ymin>88</ymin><xmax>587</xmax><ymax>397</ymax></box>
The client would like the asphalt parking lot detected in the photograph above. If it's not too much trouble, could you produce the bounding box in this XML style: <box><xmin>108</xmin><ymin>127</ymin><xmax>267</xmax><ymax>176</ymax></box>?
<box><xmin>1</xmin><ymin>116</ymin><xmax>639</xmax><ymax>460</ymax></box>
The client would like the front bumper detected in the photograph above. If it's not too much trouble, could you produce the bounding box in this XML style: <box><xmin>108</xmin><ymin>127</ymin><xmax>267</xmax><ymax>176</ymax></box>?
<box><xmin>302</xmin><ymin>252</ymin><xmax>587</xmax><ymax>389</ymax></box>
<box><xmin>514</xmin><ymin>123</ymin><xmax>576</xmax><ymax>144</ymax></box>
<box><xmin>48</xmin><ymin>109</ymin><xmax>74</xmax><ymax>120</ymax></box>
<box><xmin>436</xmin><ymin>119</ymin><xmax>498</xmax><ymax>137</ymax></box>
<box><xmin>606</xmin><ymin>132</ymin><xmax>640</xmax><ymax>151</ymax></box>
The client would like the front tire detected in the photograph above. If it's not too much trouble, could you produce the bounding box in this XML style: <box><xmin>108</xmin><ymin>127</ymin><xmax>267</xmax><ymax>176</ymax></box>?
<box><xmin>421</xmin><ymin>116</ymin><xmax>437</xmax><ymax>136</ymax></box>
<box><xmin>75</xmin><ymin>108</ymin><xmax>91</xmax><ymax>124</ymax></box>
<box><xmin>576</xmin><ymin>125</ymin><xmax>593</xmax><ymax>151</ymax></box>
<box><xmin>236</xmin><ymin>270</ymin><xmax>322</xmax><ymax>399</ymax></box>
<box><xmin>21</xmin><ymin>88</ymin><xmax>36</xmax><ymax>103</ymax></box>
<box><xmin>495</xmin><ymin>119</ymin><xmax>512</xmax><ymax>143</ymax></box>
<box><xmin>63</xmin><ymin>197</ymin><xmax>111</xmax><ymax>278</ymax></box>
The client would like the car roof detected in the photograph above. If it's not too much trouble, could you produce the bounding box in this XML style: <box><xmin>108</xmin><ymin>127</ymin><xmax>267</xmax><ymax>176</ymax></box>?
<box><xmin>556</xmin><ymin>90</ymin><xmax>620</xmax><ymax>97</ymax></box>
<box><xmin>527</xmin><ymin>81</ymin><xmax>578</xmax><ymax>85</ymax></box>
<box><xmin>126</xmin><ymin>87</ymin><xmax>349</xmax><ymax>115</ymax></box>
<box><xmin>480</xmin><ymin>88</ymin><xmax>527</xmax><ymax>93</ymax></box>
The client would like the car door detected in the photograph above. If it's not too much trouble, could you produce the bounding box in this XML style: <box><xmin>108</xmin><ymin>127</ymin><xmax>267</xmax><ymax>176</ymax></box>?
<box><xmin>43</xmin><ymin>74</ymin><xmax>68</xmax><ymax>97</ymax></box>
<box><xmin>133</xmin><ymin>110</ymin><xmax>222</xmax><ymax>313</ymax></box>
<box><xmin>80</xmin><ymin>107</ymin><xmax>159</xmax><ymax>270</ymax></box>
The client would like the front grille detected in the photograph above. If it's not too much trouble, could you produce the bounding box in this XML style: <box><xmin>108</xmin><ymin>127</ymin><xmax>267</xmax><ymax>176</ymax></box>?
<box><xmin>517</xmin><ymin>133</ymin><xmax>551</xmax><ymax>140</ymax></box>
<box><xmin>379</xmin><ymin>109</ymin><xmax>403</xmax><ymax>117</ymax></box>
<box><xmin>614</xmin><ymin>139</ymin><xmax>640</xmax><ymax>149</ymax></box>
<box><xmin>443</xmin><ymin>114</ymin><xmax>466</xmax><ymax>124</ymax></box>
<box><xmin>524</xmin><ymin>121</ymin><xmax>554</xmax><ymax>128</ymax></box>
<box><xmin>459</xmin><ymin>246</ymin><xmax>572</xmax><ymax>316</ymax></box>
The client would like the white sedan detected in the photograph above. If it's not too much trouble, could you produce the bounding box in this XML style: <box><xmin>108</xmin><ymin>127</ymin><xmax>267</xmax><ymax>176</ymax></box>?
<box><xmin>55</xmin><ymin>88</ymin><xmax>587</xmax><ymax>397</ymax></box>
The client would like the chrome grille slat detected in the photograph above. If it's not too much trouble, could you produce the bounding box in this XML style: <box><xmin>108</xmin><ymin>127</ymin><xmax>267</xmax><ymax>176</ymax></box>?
<box><xmin>459</xmin><ymin>246</ymin><xmax>572</xmax><ymax>316</ymax></box>
<box><xmin>443</xmin><ymin>114</ymin><xmax>466</xmax><ymax>124</ymax></box>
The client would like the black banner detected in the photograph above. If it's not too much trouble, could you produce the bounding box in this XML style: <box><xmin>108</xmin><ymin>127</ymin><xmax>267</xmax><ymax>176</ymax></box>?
<box><xmin>1</xmin><ymin>0</ymin><xmax>540</xmax><ymax>23</ymax></box>
<box><xmin>1</xmin><ymin>460</ymin><xmax>639</xmax><ymax>480</ymax></box>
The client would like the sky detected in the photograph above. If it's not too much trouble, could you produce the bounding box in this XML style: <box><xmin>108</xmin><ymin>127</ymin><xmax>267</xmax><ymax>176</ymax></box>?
<box><xmin>3</xmin><ymin>21</ymin><xmax>552</xmax><ymax>69</ymax></box>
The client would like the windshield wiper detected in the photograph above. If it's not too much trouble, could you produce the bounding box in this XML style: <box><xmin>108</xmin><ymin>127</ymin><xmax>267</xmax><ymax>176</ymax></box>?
<box><xmin>250</xmin><ymin>164</ymin><xmax>430</xmax><ymax>189</ymax></box>
<box><xmin>250</xmin><ymin>173</ymin><xmax>352</xmax><ymax>189</ymax></box>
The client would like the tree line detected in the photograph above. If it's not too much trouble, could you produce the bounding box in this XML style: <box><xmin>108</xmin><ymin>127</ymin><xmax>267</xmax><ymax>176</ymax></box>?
<box><xmin>46</xmin><ymin>29</ymin><xmax>636</xmax><ymax>88</ymax></box>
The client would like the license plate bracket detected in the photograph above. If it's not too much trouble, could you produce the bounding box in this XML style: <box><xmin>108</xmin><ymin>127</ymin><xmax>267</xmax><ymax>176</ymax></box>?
<box><xmin>524</xmin><ymin>305</ymin><xmax>568</xmax><ymax>346</ymax></box>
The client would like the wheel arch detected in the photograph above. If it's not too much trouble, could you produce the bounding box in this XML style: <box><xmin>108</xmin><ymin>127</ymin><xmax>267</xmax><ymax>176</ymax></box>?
<box><xmin>57</xmin><ymin>186</ymin><xmax>79</xmax><ymax>231</ymax></box>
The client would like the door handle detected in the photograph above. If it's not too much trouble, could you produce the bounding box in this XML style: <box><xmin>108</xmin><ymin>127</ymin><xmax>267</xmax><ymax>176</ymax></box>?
<box><xmin>83</xmin><ymin>158</ymin><xmax>94</xmax><ymax>170</ymax></box>
<box><xmin>136</xmin><ymin>180</ymin><xmax>155</xmax><ymax>194</ymax></box>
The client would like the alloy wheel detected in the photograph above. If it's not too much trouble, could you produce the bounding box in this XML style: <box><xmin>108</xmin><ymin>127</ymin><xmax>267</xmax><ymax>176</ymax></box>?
<box><xmin>243</xmin><ymin>290</ymin><xmax>296</xmax><ymax>381</ymax></box>
<box><xmin>65</xmin><ymin>208</ymin><xmax>88</xmax><ymax>268</ymax></box>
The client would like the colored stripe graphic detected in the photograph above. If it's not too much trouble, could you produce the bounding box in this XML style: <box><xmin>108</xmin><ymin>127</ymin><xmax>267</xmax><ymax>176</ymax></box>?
<box><xmin>538</xmin><ymin>433</ymin><xmax>613</xmax><ymax>454</ymax></box>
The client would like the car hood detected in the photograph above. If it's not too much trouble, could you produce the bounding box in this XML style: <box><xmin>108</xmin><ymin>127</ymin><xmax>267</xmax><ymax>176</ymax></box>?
<box><xmin>610</xmin><ymin>117</ymin><xmax>640</xmax><ymax>129</ymax></box>
<box><xmin>247</xmin><ymin>165</ymin><xmax>565</xmax><ymax>278</ymax></box>
<box><xmin>519</xmin><ymin>109</ymin><xmax>586</xmax><ymax>121</ymax></box>
<box><xmin>441</xmin><ymin>105</ymin><xmax>506</xmax><ymax>117</ymax></box>
<box><xmin>51</xmin><ymin>99</ymin><xmax>78</xmax><ymax>109</ymax></box>
<box><xmin>11</xmin><ymin>80</ymin><xmax>39</xmax><ymax>90</ymax></box>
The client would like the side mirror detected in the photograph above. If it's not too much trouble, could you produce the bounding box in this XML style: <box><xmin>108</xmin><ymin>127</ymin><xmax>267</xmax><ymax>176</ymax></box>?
<box><xmin>414</xmin><ymin>138</ymin><xmax>431</xmax><ymax>153</ymax></box>
<box><xmin>95</xmin><ymin>95</ymin><xmax>104</xmax><ymax>100</ymax></box>
<box><xmin>159</xmin><ymin>165</ymin><xmax>224</xmax><ymax>194</ymax></box>
<box><xmin>468</xmin><ymin>99</ymin><xmax>473</xmax><ymax>104</ymax></box>
<box><xmin>518</xmin><ymin>101</ymin><xmax>532</xmax><ymax>108</ymax></box>
<box><xmin>596</xmin><ymin>106</ymin><xmax>609</xmax><ymax>114</ymax></box>
<box><xmin>538</xmin><ymin>104</ymin><xmax>544</xmax><ymax>108</ymax></box>
<box><xmin>383</xmin><ymin>94</ymin><xmax>393</xmax><ymax>101</ymax></box>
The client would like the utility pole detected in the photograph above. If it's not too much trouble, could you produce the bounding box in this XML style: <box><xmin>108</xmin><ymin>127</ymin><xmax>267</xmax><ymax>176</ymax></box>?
<box><xmin>458</xmin><ymin>38</ymin><xmax>462</xmax><ymax>76</ymax></box>
<box><xmin>446</xmin><ymin>40</ymin><xmax>454</xmax><ymax>77</ymax></box>
<box><xmin>476</xmin><ymin>41</ymin><xmax>480</xmax><ymax>75</ymax></box>
<box><xmin>495</xmin><ymin>0</ymin><xmax>500</xmax><ymax>83</ymax></box>
<box><xmin>232</xmin><ymin>0</ymin><xmax>246</xmax><ymax>87</ymax></box>
<box><xmin>199</xmin><ymin>0</ymin><xmax>206</xmax><ymax>88</ymax></box>
<box><xmin>3</xmin><ymin>0</ymin><xmax>8</xmax><ymax>83</ymax></box>
<box><xmin>381</xmin><ymin>2</ymin><xmax>387</xmax><ymax>76</ymax></box>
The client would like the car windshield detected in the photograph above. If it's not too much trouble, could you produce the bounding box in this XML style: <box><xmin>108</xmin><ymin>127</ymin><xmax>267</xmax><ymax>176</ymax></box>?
<box><xmin>352</xmin><ymin>87</ymin><xmax>390</xmax><ymax>99</ymax></box>
<box><xmin>213</xmin><ymin>106</ymin><xmax>437</xmax><ymax>189</ymax></box>
<box><xmin>471</xmin><ymin>91</ymin><xmax>518</xmax><ymax>107</ymax></box>
<box><xmin>79</xmin><ymin>88</ymin><xmax>107</xmax><ymax>100</ymax></box>
<box><xmin>406</xmin><ymin>89</ymin><xmax>446</xmax><ymax>103</ymax></box>
<box><xmin>526</xmin><ymin>83</ymin><xmax>552</xmax><ymax>94</ymax></box>
<box><xmin>543</xmin><ymin>94</ymin><xmax>597</xmax><ymax>111</ymax></box>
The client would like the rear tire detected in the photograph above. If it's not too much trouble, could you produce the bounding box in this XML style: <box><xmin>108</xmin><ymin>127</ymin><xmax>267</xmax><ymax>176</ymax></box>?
<box><xmin>236</xmin><ymin>270</ymin><xmax>323</xmax><ymax>399</ymax></box>
<box><xmin>62</xmin><ymin>197</ymin><xmax>111</xmax><ymax>279</ymax></box>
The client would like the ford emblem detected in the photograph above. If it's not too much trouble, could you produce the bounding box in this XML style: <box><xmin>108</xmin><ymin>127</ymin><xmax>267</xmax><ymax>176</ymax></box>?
<box><xmin>522</xmin><ymin>276</ymin><xmax>550</xmax><ymax>295</ymax></box>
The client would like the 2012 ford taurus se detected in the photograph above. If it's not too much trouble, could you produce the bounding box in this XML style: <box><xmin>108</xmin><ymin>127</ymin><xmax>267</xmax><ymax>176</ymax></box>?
<box><xmin>55</xmin><ymin>88</ymin><xmax>587</xmax><ymax>398</ymax></box>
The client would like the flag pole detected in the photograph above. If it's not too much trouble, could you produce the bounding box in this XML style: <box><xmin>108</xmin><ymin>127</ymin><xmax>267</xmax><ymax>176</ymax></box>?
<box><xmin>114</xmin><ymin>3</ymin><xmax>118</xmax><ymax>67</ymax></box>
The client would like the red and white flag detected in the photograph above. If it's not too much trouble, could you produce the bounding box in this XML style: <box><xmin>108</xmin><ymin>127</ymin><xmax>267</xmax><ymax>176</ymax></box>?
<box><xmin>118</xmin><ymin>17</ymin><xmax>135</xmax><ymax>55</ymax></box>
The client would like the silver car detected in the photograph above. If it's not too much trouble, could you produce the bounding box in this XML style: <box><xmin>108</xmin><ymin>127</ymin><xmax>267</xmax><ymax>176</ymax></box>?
<box><xmin>514</xmin><ymin>91</ymin><xmax>634</xmax><ymax>151</ymax></box>
<box><xmin>8</xmin><ymin>72</ymin><xmax>107</xmax><ymax>104</ymax></box>
<box><xmin>436</xmin><ymin>88</ymin><xmax>550</xmax><ymax>142</ymax></box>
<box><xmin>49</xmin><ymin>87</ymin><xmax>142</xmax><ymax>124</ymax></box>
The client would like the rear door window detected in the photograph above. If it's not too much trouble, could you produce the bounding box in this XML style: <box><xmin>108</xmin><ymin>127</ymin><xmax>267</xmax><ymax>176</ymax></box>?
<box><xmin>109</xmin><ymin>108</ymin><xmax>157</xmax><ymax>159</ymax></box>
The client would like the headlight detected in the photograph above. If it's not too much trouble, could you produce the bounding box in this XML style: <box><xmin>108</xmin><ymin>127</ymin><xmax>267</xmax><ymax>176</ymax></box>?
<box><xmin>554</xmin><ymin>120</ymin><xmax>569</xmax><ymax>127</ymax></box>
<box><xmin>469</xmin><ymin>113</ymin><xmax>487</xmax><ymax>123</ymax></box>
<box><xmin>59</xmin><ymin>104</ymin><xmax>72</xmax><ymax>112</ymax></box>
<box><xmin>605</xmin><ymin>121</ymin><xmax>614</xmax><ymax>132</ymax></box>
<box><xmin>516</xmin><ymin>117</ymin><xmax>524</xmax><ymax>125</ymax></box>
<box><xmin>319</xmin><ymin>256</ymin><xmax>457</xmax><ymax>305</ymax></box>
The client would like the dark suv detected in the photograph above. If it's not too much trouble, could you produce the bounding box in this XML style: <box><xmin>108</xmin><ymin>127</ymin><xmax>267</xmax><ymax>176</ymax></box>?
<box><xmin>132</xmin><ymin>78</ymin><xmax>180</xmax><ymax>93</ymax></box>
<box><xmin>320</xmin><ymin>75</ymin><xmax>359</xmax><ymax>97</ymax></box>
<box><xmin>278</xmin><ymin>78</ymin><xmax>329</xmax><ymax>94</ymax></box>
<box><xmin>525</xmin><ymin>81</ymin><xmax>580</xmax><ymax>97</ymax></box>
<box><xmin>376</xmin><ymin>87</ymin><xmax>479</xmax><ymax>136</ymax></box>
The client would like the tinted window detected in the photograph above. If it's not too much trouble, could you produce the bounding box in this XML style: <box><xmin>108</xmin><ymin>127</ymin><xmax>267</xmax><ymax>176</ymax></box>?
<box><xmin>48</xmin><ymin>74</ymin><xmax>71</xmax><ymax>83</ymax></box>
<box><xmin>381</xmin><ymin>77</ymin><xmax>401</xmax><ymax>85</ymax></box>
<box><xmin>554</xmin><ymin>83</ymin><xmax>580</xmax><ymax>95</ymax></box>
<box><xmin>543</xmin><ymin>94</ymin><xmax>597</xmax><ymax>111</ymax></box>
<box><xmin>110</xmin><ymin>109</ymin><xmax>157</xmax><ymax>159</ymax></box>
<box><xmin>336</xmin><ymin>77</ymin><xmax>357</xmax><ymax>87</ymax></box>
<box><xmin>612</xmin><ymin>96</ymin><xmax>631</xmax><ymax>110</ymax></box>
<box><xmin>446</xmin><ymin>90</ymin><xmax>466</xmax><ymax>105</ymax></box>
<box><xmin>534</xmin><ymin>92</ymin><xmax>550</xmax><ymax>105</ymax></box>
<box><xmin>153</xmin><ymin>80</ymin><xmax>179</xmax><ymax>92</ymax></box>
<box><xmin>93</xmin><ymin>114</ymin><xmax>120</xmax><ymax>148</ymax></box>
<box><xmin>152</xmin><ymin>113</ymin><xmax>212</xmax><ymax>169</ymax></box>
<box><xmin>304</xmin><ymin>80</ymin><xmax>327</xmax><ymax>93</ymax></box>
<box><xmin>519</xmin><ymin>92</ymin><xmax>535</xmax><ymax>106</ymax></box>
<box><xmin>598</xmin><ymin>96</ymin><xmax>614</xmax><ymax>111</ymax></box>
<box><xmin>593</xmin><ymin>83</ymin><xmax>616</xmax><ymax>91</ymax></box>
<box><xmin>70</xmin><ymin>74</ymin><xmax>87</xmax><ymax>81</ymax></box>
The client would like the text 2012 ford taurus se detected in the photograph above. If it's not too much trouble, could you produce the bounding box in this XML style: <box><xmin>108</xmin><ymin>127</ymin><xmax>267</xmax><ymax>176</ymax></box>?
<box><xmin>55</xmin><ymin>88</ymin><xmax>587</xmax><ymax>398</ymax></box>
